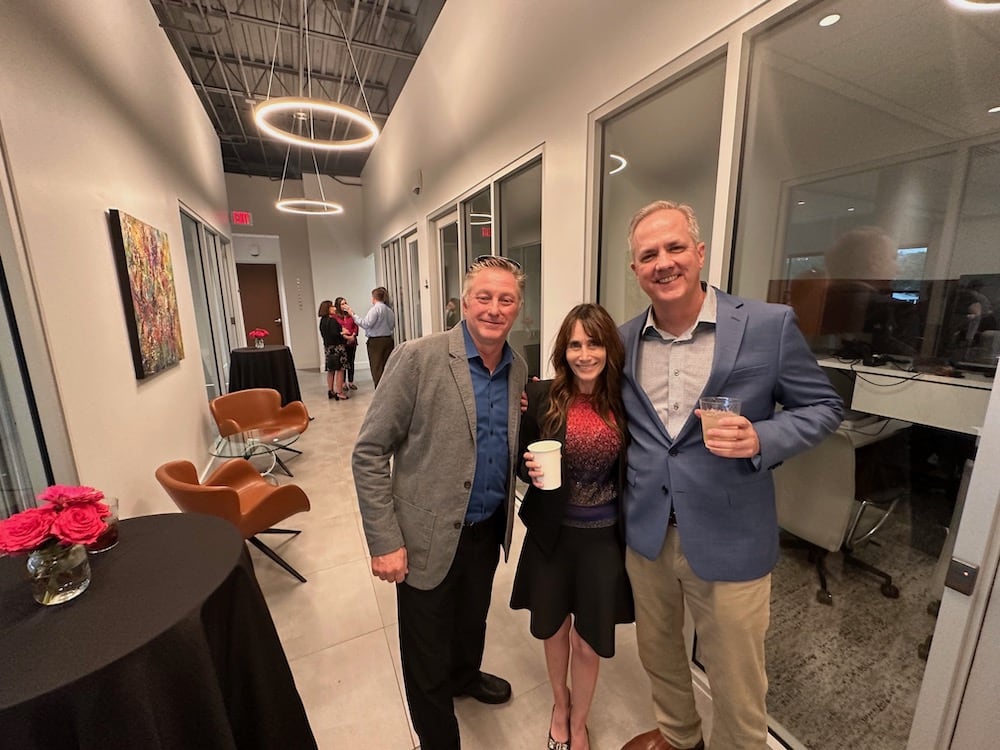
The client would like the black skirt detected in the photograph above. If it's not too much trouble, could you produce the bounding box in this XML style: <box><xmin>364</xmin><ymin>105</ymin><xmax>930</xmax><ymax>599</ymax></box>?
<box><xmin>510</xmin><ymin>524</ymin><xmax>634</xmax><ymax>658</ymax></box>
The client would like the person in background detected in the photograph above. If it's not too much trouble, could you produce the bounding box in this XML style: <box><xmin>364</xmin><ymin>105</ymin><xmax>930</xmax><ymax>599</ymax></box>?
<box><xmin>512</xmin><ymin>302</ymin><xmax>633</xmax><ymax>750</ymax></box>
<box><xmin>334</xmin><ymin>296</ymin><xmax>359</xmax><ymax>391</ymax></box>
<box><xmin>318</xmin><ymin>299</ymin><xmax>348</xmax><ymax>401</ymax></box>
<box><xmin>445</xmin><ymin>297</ymin><xmax>461</xmax><ymax>329</ymax></box>
<box><xmin>618</xmin><ymin>200</ymin><xmax>842</xmax><ymax>750</ymax></box>
<box><xmin>345</xmin><ymin>287</ymin><xmax>396</xmax><ymax>388</ymax></box>
<box><xmin>352</xmin><ymin>256</ymin><xmax>528</xmax><ymax>750</ymax></box>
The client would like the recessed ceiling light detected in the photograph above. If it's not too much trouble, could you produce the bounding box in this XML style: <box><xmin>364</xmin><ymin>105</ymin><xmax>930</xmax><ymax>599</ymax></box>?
<box><xmin>847</xmin><ymin>207</ymin><xmax>856</xmax><ymax>212</ymax></box>
<box><xmin>796</xmin><ymin>200</ymin><xmax>806</xmax><ymax>205</ymax></box>
<box><xmin>819</xmin><ymin>13</ymin><xmax>841</xmax><ymax>27</ymax></box>
<box><xmin>609</xmin><ymin>154</ymin><xmax>627</xmax><ymax>175</ymax></box>
<box><xmin>989</xmin><ymin>105</ymin><xmax>1000</xmax><ymax>114</ymax></box>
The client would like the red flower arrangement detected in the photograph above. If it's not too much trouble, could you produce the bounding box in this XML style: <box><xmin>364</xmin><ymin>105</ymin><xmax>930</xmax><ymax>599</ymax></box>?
<box><xmin>248</xmin><ymin>327</ymin><xmax>269</xmax><ymax>340</ymax></box>
<box><xmin>0</xmin><ymin>485</ymin><xmax>111</xmax><ymax>555</ymax></box>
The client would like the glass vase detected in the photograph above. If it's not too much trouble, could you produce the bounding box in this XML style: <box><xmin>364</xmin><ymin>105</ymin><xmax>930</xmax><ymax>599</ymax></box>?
<box><xmin>26</xmin><ymin>541</ymin><xmax>91</xmax><ymax>605</ymax></box>
<box><xmin>254</xmin><ymin>338</ymin><xmax>265</xmax><ymax>349</ymax></box>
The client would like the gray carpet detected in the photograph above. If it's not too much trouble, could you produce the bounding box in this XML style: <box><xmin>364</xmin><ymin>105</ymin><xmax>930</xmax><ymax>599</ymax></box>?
<box><xmin>765</xmin><ymin>499</ymin><xmax>941</xmax><ymax>749</ymax></box>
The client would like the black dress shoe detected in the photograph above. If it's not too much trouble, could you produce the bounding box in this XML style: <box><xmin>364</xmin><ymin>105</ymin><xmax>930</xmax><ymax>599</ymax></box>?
<box><xmin>455</xmin><ymin>671</ymin><xmax>512</xmax><ymax>704</ymax></box>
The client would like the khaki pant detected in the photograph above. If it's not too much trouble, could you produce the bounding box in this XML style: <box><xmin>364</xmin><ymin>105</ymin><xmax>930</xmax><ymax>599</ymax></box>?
<box><xmin>626</xmin><ymin>526</ymin><xmax>770</xmax><ymax>750</ymax></box>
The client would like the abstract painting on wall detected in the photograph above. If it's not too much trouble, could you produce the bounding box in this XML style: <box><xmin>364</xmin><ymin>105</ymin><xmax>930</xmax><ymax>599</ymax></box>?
<box><xmin>108</xmin><ymin>209</ymin><xmax>185</xmax><ymax>379</ymax></box>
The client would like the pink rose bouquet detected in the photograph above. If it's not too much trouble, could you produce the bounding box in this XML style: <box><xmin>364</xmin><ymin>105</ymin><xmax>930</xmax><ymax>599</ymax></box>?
<box><xmin>0</xmin><ymin>485</ymin><xmax>111</xmax><ymax>555</ymax></box>
<box><xmin>248</xmin><ymin>327</ymin><xmax>269</xmax><ymax>340</ymax></box>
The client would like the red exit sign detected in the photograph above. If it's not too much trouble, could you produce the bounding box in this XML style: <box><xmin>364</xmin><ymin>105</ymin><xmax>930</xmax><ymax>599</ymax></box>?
<box><xmin>231</xmin><ymin>210</ymin><xmax>253</xmax><ymax>226</ymax></box>
<box><xmin>480</xmin><ymin>226</ymin><xmax>492</xmax><ymax>238</ymax></box>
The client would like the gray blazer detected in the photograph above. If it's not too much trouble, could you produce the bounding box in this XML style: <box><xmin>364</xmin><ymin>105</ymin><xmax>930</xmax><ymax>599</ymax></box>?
<box><xmin>352</xmin><ymin>324</ymin><xmax>528</xmax><ymax>590</ymax></box>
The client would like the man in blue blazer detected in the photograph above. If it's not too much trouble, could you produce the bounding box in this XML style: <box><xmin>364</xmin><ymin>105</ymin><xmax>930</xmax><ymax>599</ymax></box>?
<box><xmin>618</xmin><ymin>202</ymin><xmax>843</xmax><ymax>750</ymax></box>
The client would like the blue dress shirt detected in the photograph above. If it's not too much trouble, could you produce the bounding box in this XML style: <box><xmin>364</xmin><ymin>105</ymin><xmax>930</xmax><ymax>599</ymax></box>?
<box><xmin>462</xmin><ymin>322</ymin><xmax>513</xmax><ymax>523</ymax></box>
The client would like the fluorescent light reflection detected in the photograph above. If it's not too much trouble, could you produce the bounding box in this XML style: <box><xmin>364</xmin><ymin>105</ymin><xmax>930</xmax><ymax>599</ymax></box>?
<box><xmin>819</xmin><ymin>13</ymin><xmax>841</xmax><ymax>27</ymax></box>
<box><xmin>609</xmin><ymin>154</ymin><xmax>627</xmax><ymax>175</ymax></box>
<box><xmin>947</xmin><ymin>0</ymin><xmax>1000</xmax><ymax>11</ymax></box>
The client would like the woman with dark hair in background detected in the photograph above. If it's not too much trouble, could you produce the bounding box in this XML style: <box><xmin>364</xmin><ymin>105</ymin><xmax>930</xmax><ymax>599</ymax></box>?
<box><xmin>334</xmin><ymin>296</ymin><xmax>360</xmax><ymax>391</ymax></box>
<box><xmin>318</xmin><ymin>299</ymin><xmax>349</xmax><ymax>400</ymax></box>
<box><xmin>511</xmin><ymin>303</ymin><xmax>633</xmax><ymax>750</ymax></box>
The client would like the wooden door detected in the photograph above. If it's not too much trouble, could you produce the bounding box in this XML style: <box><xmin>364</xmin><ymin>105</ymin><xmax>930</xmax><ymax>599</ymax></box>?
<box><xmin>236</xmin><ymin>263</ymin><xmax>285</xmax><ymax>345</ymax></box>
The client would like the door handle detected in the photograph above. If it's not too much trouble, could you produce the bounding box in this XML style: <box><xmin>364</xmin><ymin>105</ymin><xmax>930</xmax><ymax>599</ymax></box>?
<box><xmin>273</xmin><ymin>318</ymin><xmax>282</xmax><ymax>325</ymax></box>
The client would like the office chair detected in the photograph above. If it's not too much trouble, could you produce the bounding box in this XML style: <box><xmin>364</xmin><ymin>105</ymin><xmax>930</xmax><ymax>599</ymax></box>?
<box><xmin>209</xmin><ymin>388</ymin><xmax>310</xmax><ymax>475</ymax></box>
<box><xmin>774</xmin><ymin>415</ymin><xmax>910</xmax><ymax>605</ymax></box>
<box><xmin>155</xmin><ymin>458</ymin><xmax>311</xmax><ymax>582</ymax></box>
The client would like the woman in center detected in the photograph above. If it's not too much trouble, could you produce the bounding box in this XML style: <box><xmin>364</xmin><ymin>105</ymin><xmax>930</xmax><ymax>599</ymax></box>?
<box><xmin>511</xmin><ymin>303</ymin><xmax>633</xmax><ymax>750</ymax></box>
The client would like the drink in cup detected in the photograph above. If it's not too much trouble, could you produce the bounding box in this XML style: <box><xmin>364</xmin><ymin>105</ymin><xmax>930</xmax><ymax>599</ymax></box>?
<box><xmin>526</xmin><ymin>440</ymin><xmax>562</xmax><ymax>490</ymax></box>
<box><xmin>699</xmin><ymin>397</ymin><xmax>742</xmax><ymax>441</ymax></box>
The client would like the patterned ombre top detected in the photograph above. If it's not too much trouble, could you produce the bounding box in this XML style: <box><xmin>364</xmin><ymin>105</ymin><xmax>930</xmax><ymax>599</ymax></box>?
<box><xmin>563</xmin><ymin>395</ymin><xmax>621</xmax><ymax>528</ymax></box>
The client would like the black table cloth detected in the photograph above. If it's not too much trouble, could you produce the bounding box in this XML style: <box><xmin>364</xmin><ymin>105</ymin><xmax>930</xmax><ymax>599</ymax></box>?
<box><xmin>229</xmin><ymin>345</ymin><xmax>303</xmax><ymax>406</ymax></box>
<box><xmin>0</xmin><ymin>513</ymin><xmax>316</xmax><ymax>749</ymax></box>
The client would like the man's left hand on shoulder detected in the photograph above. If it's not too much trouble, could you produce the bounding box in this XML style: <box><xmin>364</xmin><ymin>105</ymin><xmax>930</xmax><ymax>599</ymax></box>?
<box><xmin>697</xmin><ymin>412</ymin><xmax>761</xmax><ymax>459</ymax></box>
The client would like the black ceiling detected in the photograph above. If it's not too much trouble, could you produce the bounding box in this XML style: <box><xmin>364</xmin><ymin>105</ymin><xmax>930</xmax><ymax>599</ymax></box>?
<box><xmin>151</xmin><ymin>0</ymin><xmax>444</xmax><ymax>181</ymax></box>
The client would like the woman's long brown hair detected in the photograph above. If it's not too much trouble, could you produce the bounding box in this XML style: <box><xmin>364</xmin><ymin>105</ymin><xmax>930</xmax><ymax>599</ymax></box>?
<box><xmin>541</xmin><ymin>303</ymin><xmax>626</xmax><ymax>440</ymax></box>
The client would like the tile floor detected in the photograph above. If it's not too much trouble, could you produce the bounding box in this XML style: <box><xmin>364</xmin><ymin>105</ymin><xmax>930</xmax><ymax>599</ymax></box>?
<box><xmin>242</xmin><ymin>368</ymin><xmax>677</xmax><ymax>750</ymax></box>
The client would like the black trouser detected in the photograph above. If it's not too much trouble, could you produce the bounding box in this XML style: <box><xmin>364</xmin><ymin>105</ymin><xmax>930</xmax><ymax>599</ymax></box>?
<box><xmin>396</xmin><ymin>510</ymin><xmax>503</xmax><ymax>750</ymax></box>
<box><xmin>344</xmin><ymin>344</ymin><xmax>357</xmax><ymax>383</ymax></box>
<box><xmin>366</xmin><ymin>336</ymin><xmax>395</xmax><ymax>388</ymax></box>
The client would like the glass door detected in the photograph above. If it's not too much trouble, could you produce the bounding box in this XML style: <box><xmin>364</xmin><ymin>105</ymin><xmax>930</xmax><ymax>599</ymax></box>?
<box><xmin>180</xmin><ymin>210</ymin><xmax>235</xmax><ymax>401</ymax></box>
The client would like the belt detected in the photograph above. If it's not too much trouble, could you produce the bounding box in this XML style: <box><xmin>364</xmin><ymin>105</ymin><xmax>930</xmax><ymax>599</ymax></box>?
<box><xmin>368</xmin><ymin>335</ymin><xmax>393</xmax><ymax>339</ymax></box>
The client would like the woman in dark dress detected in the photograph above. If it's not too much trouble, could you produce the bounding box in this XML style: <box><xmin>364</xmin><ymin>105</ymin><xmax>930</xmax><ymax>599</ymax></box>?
<box><xmin>511</xmin><ymin>303</ymin><xmax>633</xmax><ymax>750</ymax></box>
<box><xmin>318</xmin><ymin>299</ymin><xmax>348</xmax><ymax>400</ymax></box>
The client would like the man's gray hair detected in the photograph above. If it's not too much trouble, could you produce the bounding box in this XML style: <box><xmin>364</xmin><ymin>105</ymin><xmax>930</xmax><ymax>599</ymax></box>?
<box><xmin>627</xmin><ymin>200</ymin><xmax>701</xmax><ymax>249</ymax></box>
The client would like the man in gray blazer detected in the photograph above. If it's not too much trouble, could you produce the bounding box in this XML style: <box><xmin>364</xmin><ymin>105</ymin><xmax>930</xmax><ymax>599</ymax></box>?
<box><xmin>353</xmin><ymin>256</ymin><xmax>528</xmax><ymax>750</ymax></box>
<box><xmin>618</xmin><ymin>202</ymin><xmax>842</xmax><ymax>750</ymax></box>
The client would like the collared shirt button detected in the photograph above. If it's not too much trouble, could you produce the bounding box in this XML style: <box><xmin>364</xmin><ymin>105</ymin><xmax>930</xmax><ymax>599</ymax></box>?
<box><xmin>453</xmin><ymin>521</ymin><xmax>462</xmax><ymax>529</ymax></box>
<box><xmin>464</xmin><ymin>481</ymin><xmax>471</xmax><ymax>489</ymax></box>
<box><xmin>673</xmin><ymin>369</ymin><xmax>679</xmax><ymax>376</ymax></box>
<box><xmin>672</xmin><ymin>403</ymin><xmax>680</xmax><ymax>411</ymax></box>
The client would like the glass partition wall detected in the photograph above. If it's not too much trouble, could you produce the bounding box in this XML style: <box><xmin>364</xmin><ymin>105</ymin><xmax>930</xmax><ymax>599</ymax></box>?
<box><xmin>180</xmin><ymin>211</ymin><xmax>238</xmax><ymax>401</ymax></box>
<box><xmin>430</xmin><ymin>158</ymin><xmax>543</xmax><ymax>376</ymax></box>
<box><xmin>598</xmin><ymin>55</ymin><xmax>727</xmax><ymax>323</ymax></box>
<box><xmin>731</xmin><ymin>2</ymin><xmax>999</xmax><ymax>749</ymax></box>
<box><xmin>595</xmin><ymin>1</ymin><xmax>1000</xmax><ymax>748</ymax></box>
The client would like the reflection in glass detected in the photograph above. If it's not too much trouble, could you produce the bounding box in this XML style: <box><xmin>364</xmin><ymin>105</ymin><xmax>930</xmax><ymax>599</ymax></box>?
<box><xmin>463</xmin><ymin>188</ymin><xmax>492</xmax><ymax>260</ymax></box>
<box><xmin>181</xmin><ymin>213</ymin><xmax>225</xmax><ymax>400</ymax></box>
<box><xmin>598</xmin><ymin>55</ymin><xmax>726</xmax><ymax>323</ymax></box>
<box><xmin>733</xmin><ymin>2</ymin><xmax>998</xmax><ymax>747</ymax></box>
<box><xmin>499</xmin><ymin>161</ymin><xmax>542</xmax><ymax>377</ymax></box>
<box><xmin>439</xmin><ymin>221</ymin><xmax>461</xmax><ymax>331</ymax></box>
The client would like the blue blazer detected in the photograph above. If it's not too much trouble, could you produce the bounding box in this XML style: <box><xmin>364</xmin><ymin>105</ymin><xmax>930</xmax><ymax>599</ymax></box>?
<box><xmin>620</xmin><ymin>289</ymin><xmax>843</xmax><ymax>582</ymax></box>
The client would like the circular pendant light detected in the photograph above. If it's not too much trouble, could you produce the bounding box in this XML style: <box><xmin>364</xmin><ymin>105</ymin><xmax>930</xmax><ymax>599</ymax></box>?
<box><xmin>276</xmin><ymin>198</ymin><xmax>345</xmax><ymax>215</ymax></box>
<box><xmin>254</xmin><ymin>97</ymin><xmax>379</xmax><ymax>151</ymax></box>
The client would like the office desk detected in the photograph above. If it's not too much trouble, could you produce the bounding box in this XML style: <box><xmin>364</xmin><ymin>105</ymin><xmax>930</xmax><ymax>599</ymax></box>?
<box><xmin>0</xmin><ymin>514</ymin><xmax>316</xmax><ymax>749</ymax></box>
<box><xmin>819</xmin><ymin>357</ymin><xmax>992</xmax><ymax>435</ymax></box>
<box><xmin>229</xmin><ymin>345</ymin><xmax>302</xmax><ymax>406</ymax></box>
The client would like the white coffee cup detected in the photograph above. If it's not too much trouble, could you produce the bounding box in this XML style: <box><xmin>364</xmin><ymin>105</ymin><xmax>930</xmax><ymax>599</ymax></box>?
<box><xmin>527</xmin><ymin>439</ymin><xmax>562</xmax><ymax>490</ymax></box>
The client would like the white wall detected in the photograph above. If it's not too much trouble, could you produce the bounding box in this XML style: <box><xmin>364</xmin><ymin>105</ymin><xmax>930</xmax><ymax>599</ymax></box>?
<box><xmin>225</xmin><ymin>174</ymin><xmax>318</xmax><ymax>368</ymax></box>
<box><xmin>361</xmin><ymin>0</ymin><xmax>767</xmax><ymax>358</ymax></box>
<box><xmin>305</xmin><ymin>174</ymin><xmax>376</xmax><ymax>371</ymax></box>
<box><xmin>0</xmin><ymin>1</ymin><xmax>231</xmax><ymax>516</ymax></box>
<box><xmin>224</xmin><ymin>174</ymin><xmax>375</xmax><ymax>371</ymax></box>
